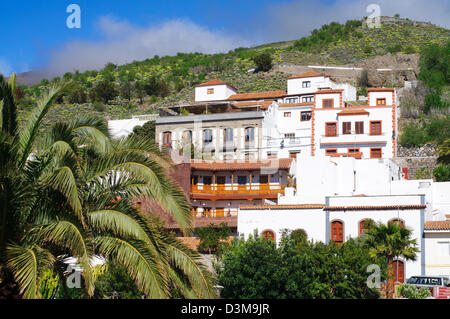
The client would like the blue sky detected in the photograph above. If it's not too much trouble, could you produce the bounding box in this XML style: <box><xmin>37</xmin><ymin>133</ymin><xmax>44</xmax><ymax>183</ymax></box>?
<box><xmin>0</xmin><ymin>0</ymin><xmax>448</xmax><ymax>77</ymax></box>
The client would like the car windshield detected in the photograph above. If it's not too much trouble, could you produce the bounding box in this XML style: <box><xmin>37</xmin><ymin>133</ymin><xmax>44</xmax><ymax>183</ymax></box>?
<box><xmin>407</xmin><ymin>277</ymin><xmax>442</xmax><ymax>286</ymax></box>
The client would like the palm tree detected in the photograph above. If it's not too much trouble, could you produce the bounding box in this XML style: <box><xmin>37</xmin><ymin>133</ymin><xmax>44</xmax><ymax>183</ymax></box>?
<box><xmin>0</xmin><ymin>75</ymin><xmax>215</xmax><ymax>299</ymax></box>
<box><xmin>364</xmin><ymin>222</ymin><xmax>419</xmax><ymax>299</ymax></box>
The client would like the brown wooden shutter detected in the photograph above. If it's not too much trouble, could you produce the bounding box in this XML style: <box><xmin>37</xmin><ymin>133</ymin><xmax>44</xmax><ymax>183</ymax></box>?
<box><xmin>326</xmin><ymin>123</ymin><xmax>337</xmax><ymax>137</ymax></box>
<box><xmin>323</xmin><ymin>99</ymin><xmax>334</xmax><ymax>108</ymax></box>
<box><xmin>355</xmin><ymin>121</ymin><xmax>364</xmax><ymax>134</ymax></box>
<box><xmin>370</xmin><ymin>148</ymin><xmax>382</xmax><ymax>158</ymax></box>
<box><xmin>393</xmin><ymin>260</ymin><xmax>405</xmax><ymax>283</ymax></box>
<box><xmin>370</xmin><ymin>121</ymin><xmax>381</xmax><ymax>135</ymax></box>
<box><xmin>342</xmin><ymin>122</ymin><xmax>351</xmax><ymax>134</ymax></box>
<box><xmin>331</xmin><ymin>221</ymin><xmax>344</xmax><ymax>243</ymax></box>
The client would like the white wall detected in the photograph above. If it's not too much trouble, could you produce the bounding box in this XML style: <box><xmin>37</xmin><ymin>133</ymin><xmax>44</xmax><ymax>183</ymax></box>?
<box><xmin>195</xmin><ymin>84</ymin><xmax>236</xmax><ymax>102</ymax></box>
<box><xmin>108</xmin><ymin>118</ymin><xmax>149</xmax><ymax>139</ymax></box>
<box><xmin>287</xmin><ymin>76</ymin><xmax>332</xmax><ymax>95</ymax></box>
<box><xmin>425</xmin><ymin>232</ymin><xmax>450</xmax><ymax>276</ymax></box>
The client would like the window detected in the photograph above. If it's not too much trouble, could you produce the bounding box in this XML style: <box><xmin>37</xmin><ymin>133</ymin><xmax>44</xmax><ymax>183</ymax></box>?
<box><xmin>262</xmin><ymin>230</ymin><xmax>276</xmax><ymax>241</ymax></box>
<box><xmin>224</xmin><ymin>128</ymin><xmax>233</xmax><ymax>142</ymax></box>
<box><xmin>322</xmin><ymin>99</ymin><xmax>334</xmax><ymax>108</ymax></box>
<box><xmin>376</xmin><ymin>98</ymin><xmax>386</xmax><ymax>105</ymax></box>
<box><xmin>245</xmin><ymin>127</ymin><xmax>255</xmax><ymax>142</ymax></box>
<box><xmin>325</xmin><ymin>122</ymin><xmax>337</xmax><ymax>137</ymax></box>
<box><xmin>259</xmin><ymin>175</ymin><xmax>269</xmax><ymax>184</ymax></box>
<box><xmin>331</xmin><ymin>221</ymin><xmax>344</xmax><ymax>243</ymax></box>
<box><xmin>393</xmin><ymin>260</ymin><xmax>405</xmax><ymax>283</ymax></box>
<box><xmin>370</xmin><ymin>148</ymin><xmax>382</xmax><ymax>159</ymax></box>
<box><xmin>207</xmin><ymin>88</ymin><xmax>214</xmax><ymax>95</ymax></box>
<box><xmin>348</xmin><ymin>148</ymin><xmax>360</xmax><ymax>153</ymax></box>
<box><xmin>355</xmin><ymin>121</ymin><xmax>364</xmax><ymax>134</ymax></box>
<box><xmin>359</xmin><ymin>219</ymin><xmax>373</xmax><ymax>235</ymax></box>
<box><xmin>285</xmin><ymin>97</ymin><xmax>298</xmax><ymax>104</ymax></box>
<box><xmin>238</xmin><ymin>176</ymin><xmax>247</xmax><ymax>185</ymax></box>
<box><xmin>302</xmin><ymin>81</ymin><xmax>311</xmax><ymax>88</ymax></box>
<box><xmin>284</xmin><ymin>133</ymin><xmax>295</xmax><ymax>142</ymax></box>
<box><xmin>370</xmin><ymin>121</ymin><xmax>382</xmax><ymax>135</ymax></box>
<box><xmin>162</xmin><ymin>132</ymin><xmax>172</xmax><ymax>148</ymax></box>
<box><xmin>342</xmin><ymin>122</ymin><xmax>351</xmax><ymax>135</ymax></box>
<box><xmin>203</xmin><ymin>176</ymin><xmax>212</xmax><ymax>185</ymax></box>
<box><xmin>301</xmin><ymin>111</ymin><xmax>311</xmax><ymax>121</ymax></box>
<box><xmin>302</xmin><ymin>96</ymin><xmax>314</xmax><ymax>103</ymax></box>
<box><xmin>216</xmin><ymin>176</ymin><xmax>226</xmax><ymax>185</ymax></box>
<box><xmin>284</xmin><ymin>112</ymin><xmax>291</xmax><ymax>117</ymax></box>
<box><xmin>290</xmin><ymin>152</ymin><xmax>299</xmax><ymax>159</ymax></box>
<box><xmin>325</xmin><ymin>149</ymin><xmax>337</xmax><ymax>155</ymax></box>
<box><xmin>182</xmin><ymin>130</ymin><xmax>192</xmax><ymax>142</ymax></box>
<box><xmin>203</xmin><ymin>129</ymin><xmax>213</xmax><ymax>143</ymax></box>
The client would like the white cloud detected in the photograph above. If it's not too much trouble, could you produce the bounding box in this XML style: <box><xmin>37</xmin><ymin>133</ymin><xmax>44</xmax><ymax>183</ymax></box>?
<box><xmin>255</xmin><ymin>0</ymin><xmax>450</xmax><ymax>42</ymax></box>
<box><xmin>45</xmin><ymin>18</ymin><xmax>251</xmax><ymax>76</ymax></box>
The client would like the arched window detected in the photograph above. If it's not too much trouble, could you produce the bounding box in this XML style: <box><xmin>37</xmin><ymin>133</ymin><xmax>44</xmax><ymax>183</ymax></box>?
<box><xmin>262</xmin><ymin>230</ymin><xmax>275</xmax><ymax>241</ymax></box>
<box><xmin>224</xmin><ymin>128</ymin><xmax>233</xmax><ymax>143</ymax></box>
<box><xmin>393</xmin><ymin>260</ymin><xmax>405</xmax><ymax>283</ymax></box>
<box><xmin>331</xmin><ymin>220</ymin><xmax>344</xmax><ymax>243</ymax></box>
<box><xmin>359</xmin><ymin>219</ymin><xmax>374</xmax><ymax>235</ymax></box>
<box><xmin>388</xmin><ymin>218</ymin><xmax>405</xmax><ymax>227</ymax></box>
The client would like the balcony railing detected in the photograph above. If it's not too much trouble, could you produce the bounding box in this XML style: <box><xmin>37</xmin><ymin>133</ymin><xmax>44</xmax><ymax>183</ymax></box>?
<box><xmin>191</xmin><ymin>184</ymin><xmax>286</xmax><ymax>196</ymax></box>
<box><xmin>266</xmin><ymin>137</ymin><xmax>302</xmax><ymax>147</ymax></box>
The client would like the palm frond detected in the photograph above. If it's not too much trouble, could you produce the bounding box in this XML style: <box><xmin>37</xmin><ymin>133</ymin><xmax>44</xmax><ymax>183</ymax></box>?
<box><xmin>6</xmin><ymin>243</ymin><xmax>54</xmax><ymax>299</ymax></box>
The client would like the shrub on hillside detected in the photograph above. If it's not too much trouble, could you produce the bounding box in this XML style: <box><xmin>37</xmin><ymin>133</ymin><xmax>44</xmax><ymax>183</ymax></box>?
<box><xmin>433</xmin><ymin>164</ymin><xmax>450</xmax><ymax>182</ymax></box>
<box><xmin>252</xmin><ymin>52</ymin><xmax>273</xmax><ymax>72</ymax></box>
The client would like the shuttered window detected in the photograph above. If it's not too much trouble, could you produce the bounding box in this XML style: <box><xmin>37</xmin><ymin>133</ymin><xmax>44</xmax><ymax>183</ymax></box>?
<box><xmin>326</xmin><ymin>123</ymin><xmax>337</xmax><ymax>137</ymax></box>
<box><xmin>342</xmin><ymin>122</ymin><xmax>351</xmax><ymax>135</ymax></box>
<box><xmin>370</xmin><ymin>121</ymin><xmax>382</xmax><ymax>135</ymax></box>
<box><xmin>355</xmin><ymin>121</ymin><xmax>364</xmax><ymax>134</ymax></box>
<box><xmin>331</xmin><ymin>221</ymin><xmax>344</xmax><ymax>243</ymax></box>
<box><xmin>262</xmin><ymin>230</ymin><xmax>276</xmax><ymax>241</ymax></box>
<box><xmin>322</xmin><ymin>99</ymin><xmax>334</xmax><ymax>108</ymax></box>
<box><xmin>370</xmin><ymin>148</ymin><xmax>382</xmax><ymax>158</ymax></box>
<box><xmin>393</xmin><ymin>260</ymin><xmax>405</xmax><ymax>283</ymax></box>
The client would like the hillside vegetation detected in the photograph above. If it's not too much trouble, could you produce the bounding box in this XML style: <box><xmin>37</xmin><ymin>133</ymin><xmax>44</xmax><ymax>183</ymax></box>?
<box><xmin>11</xmin><ymin>16</ymin><xmax>449</xmax><ymax>128</ymax></box>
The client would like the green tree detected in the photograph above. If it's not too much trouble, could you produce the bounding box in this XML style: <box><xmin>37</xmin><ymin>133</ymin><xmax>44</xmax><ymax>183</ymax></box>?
<box><xmin>130</xmin><ymin>120</ymin><xmax>155</xmax><ymax>141</ymax></box>
<box><xmin>252</xmin><ymin>52</ymin><xmax>273</xmax><ymax>72</ymax></box>
<box><xmin>364</xmin><ymin>222</ymin><xmax>419</xmax><ymax>299</ymax></box>
<box><xmin>0</xmin><ymin>78</ymin><xmax>215</xmax><ymax>299</ymax></box>
<box><xmin>90</xmin><ymin>80</ymin><xmax>118</xmax><ymax>104</ymax></box>
<box><xmin>196</xmin><ymin>223</ymin><xmax>231</xmax><ymax>254</ymax></box>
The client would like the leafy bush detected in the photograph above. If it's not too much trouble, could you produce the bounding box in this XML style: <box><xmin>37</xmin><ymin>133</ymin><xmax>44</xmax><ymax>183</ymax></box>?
<box><xmin>396</xmin><ymin>284</ymin><xmax>431</xmax><ymax>299</ymax></box>
<box><xmin>93</xmin><ymin>101</ymin><xmax>107</xmax><ymax>112</ymax></box>
<box><xmin>433</xmin><ymin>164</ymin><xmax>450</xmax><ymax>181</ymax></box>
<box><xmin>252</xmin><ymin>52</ymin><xmax>273</xmax><ymax>72</ymax></box>
<box><xmin>196</xmin><ymin>223</ymin><xmax>231</xmax><ymax>254</ymax></box>
<box><xmin>399</xmin><ymin>122</ymin><xmax>429</xmax><ymax>147</ymax></box>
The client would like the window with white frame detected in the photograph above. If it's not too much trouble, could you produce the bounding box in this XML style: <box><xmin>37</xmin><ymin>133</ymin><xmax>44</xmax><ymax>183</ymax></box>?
<box><xmin>284</xmin><ymin>133</ymin><xmax>296</xmax><ymax>142</ymax></box>
<box><xmin>285</xmin><ymin>97</ymin><xmax>299</xmax><ymax>104</ymax></box>
<box><xmin>302</xmin><ymin>81</ymin><xmax>311</xmax><ymax>88</ymax></box>
<box><xmin>302</xmin><ymin>96</ymin><xmax>314</xmax><ymax>103</ymax></box>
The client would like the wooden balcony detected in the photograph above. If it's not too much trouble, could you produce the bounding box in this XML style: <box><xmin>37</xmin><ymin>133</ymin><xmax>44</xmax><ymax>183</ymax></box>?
<box><xmin>191</xmin><ymin>184</ymin><xmax>287</xmax><ymax>199</ymax></box>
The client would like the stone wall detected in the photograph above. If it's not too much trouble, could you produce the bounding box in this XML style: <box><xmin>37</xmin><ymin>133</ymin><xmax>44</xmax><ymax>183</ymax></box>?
<box><xmin>394</xmin><ymin>144</ymin><xmax>438</xmax><ymax>179</ymax></box>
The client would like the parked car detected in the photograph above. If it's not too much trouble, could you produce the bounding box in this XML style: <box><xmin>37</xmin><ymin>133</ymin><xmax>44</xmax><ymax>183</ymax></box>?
<box><xmin>406</xmin><ymin>276</ymin><xmax>450</xmax><ymax>288</ymax></box>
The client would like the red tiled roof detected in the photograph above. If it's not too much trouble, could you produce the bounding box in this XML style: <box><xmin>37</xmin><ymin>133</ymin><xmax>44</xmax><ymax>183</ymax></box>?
<box><xmin>278</xmin><ymin>102</ymin><xmax>313</xmax><ymax>107</ymax></box>
<box><xmin>314</xmin><ymin>89</ymin><xmax>344</xmax><ymax>94</ymax></box>
<box><xmin>287</xmin><ymin>71</ymin><xmax>329</xmax><ymax>80</ymax></box>
<box><xmin>240</xmin><ymin>204</ymin><xmax>324</xmax><ymax>210</ymax></box>
<box><xmin>424</xmin><ymin>221</ymin><xmax>450</xmax><ymax>231</ymax></box>
<box><xmin>368</xmin><ymin>87</ymin><xmax>395</xmax><ymax>92</ymax></box>
<box><xmin>337</xmin><ymin>109</ymin><xmax>369</xmax><ymax>116</ymax></box>
<box><xmin>325</xmin><ymin>205</ymin><xmax>426</xmax><ymax>211</ymax></box>
<box><xmin>232</xmin><ymin>100</ymin><xmax>274</xmax><ymax>109</ymax></box>
<box><xmin>195</xmin><ymin>79</ymin><xmax>238</xmax><ymax>91</ymax></box>
<box><xmin>190</xmin><ymin>158</ymin><xmax>293</xmax><ymax>171</ymax></box>
<box><xmin>227</xmin><ymin>90</ymin><xmax>286</xmax><ymax>101</ymax></box>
